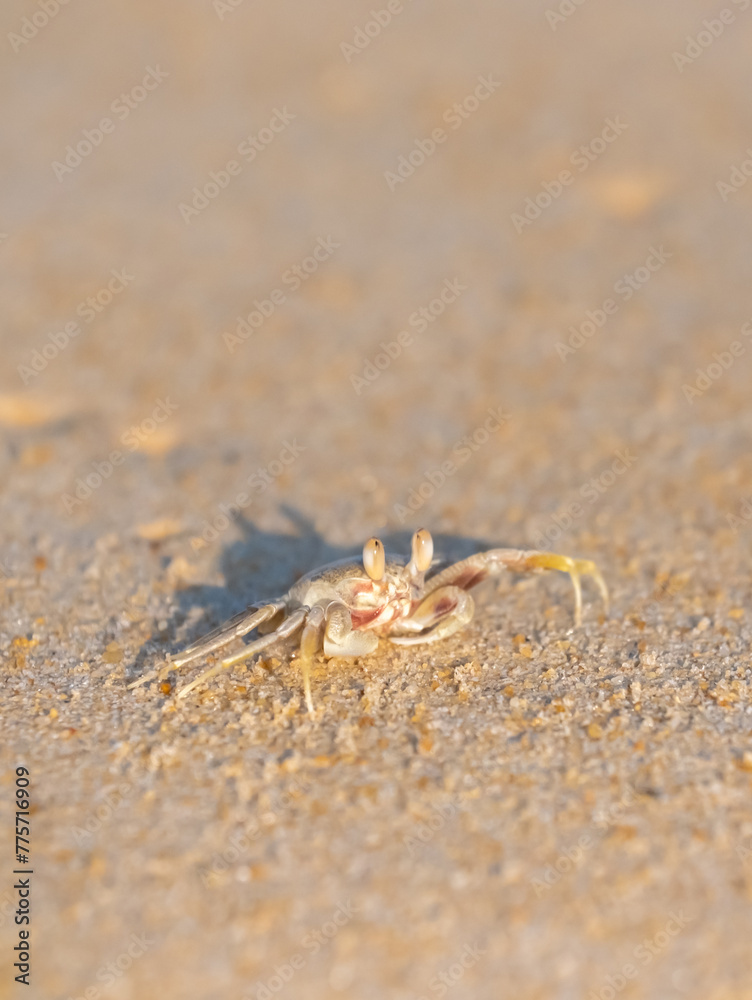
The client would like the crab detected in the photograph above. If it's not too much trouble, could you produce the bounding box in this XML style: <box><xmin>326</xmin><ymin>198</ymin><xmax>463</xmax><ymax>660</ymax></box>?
<box><xmin>129</xmin><ymin>529</ymin><xmax>608</xmax><ymax>715</ymax></box>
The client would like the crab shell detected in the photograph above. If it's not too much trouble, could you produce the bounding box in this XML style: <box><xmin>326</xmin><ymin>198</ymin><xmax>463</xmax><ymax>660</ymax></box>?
<box><xmin>287</xmin><ymin>556</ymin><xmax>420</xmax><ymax>635</ymax></box>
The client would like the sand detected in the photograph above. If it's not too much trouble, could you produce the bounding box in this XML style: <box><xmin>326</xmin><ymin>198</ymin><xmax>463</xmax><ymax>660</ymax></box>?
<box><xmin>1</xmin><ymin>1</ymin><xmax>751</xmax><ymax>997</ymax></box>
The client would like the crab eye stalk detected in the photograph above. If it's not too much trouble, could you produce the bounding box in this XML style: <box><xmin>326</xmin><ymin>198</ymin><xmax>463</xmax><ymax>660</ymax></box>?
<box><xmin>411</xmin><ymin>528</ymin><xmax>434</xmax><ymax>572</ymax></box>
<box><xmin>363</xmin><ymin>537</ymin><xmax>385</xmax><ymax>582</ymax></box>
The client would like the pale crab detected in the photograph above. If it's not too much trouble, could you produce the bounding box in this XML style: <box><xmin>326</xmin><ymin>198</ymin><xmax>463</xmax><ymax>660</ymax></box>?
<box><xmin>130</xmin><ymin>530</ymin><xmax>608</xmax><ymax>715</ymax></box>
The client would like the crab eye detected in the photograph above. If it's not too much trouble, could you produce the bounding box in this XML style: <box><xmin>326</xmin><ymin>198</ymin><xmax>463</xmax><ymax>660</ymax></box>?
<box><xmin>412</xmin><ymin>528</ymin><xmax>434</xmax><ymax>572</ymax></box>
<box><xmin>363</xmin><ymin>537</ymin><xmax>385</xmax><ymax>582</ymax></box>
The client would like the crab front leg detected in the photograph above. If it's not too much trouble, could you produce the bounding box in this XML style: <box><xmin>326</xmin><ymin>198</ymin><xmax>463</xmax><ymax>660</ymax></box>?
<box><xmin>296</xmin><ymin>602</ymin><xmax>379</xmax><ymax>716</ymax></box>
<box><xmin>389</xmin><ymin>586</ymin><xmax>475</xmax><ymax>646</ymax></box>
<box><xmin>297</xmin><ymin>606</ymin><xmax>325</xmax><ymax>716</ymax></box>
<box><xmin>424</xmin><ymin>548</ymin><xmax>608</xmax><ymax>627</ymax></box>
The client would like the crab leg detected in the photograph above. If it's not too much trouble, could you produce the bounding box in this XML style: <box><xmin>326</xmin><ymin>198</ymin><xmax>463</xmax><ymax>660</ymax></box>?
<box><xmin>127</xmin><ymin>601</ymin><xmax>285</xmax><ymax>690</ymax></box>
<box><xmin>297</xmin><ymin>606</ymin><xmax>326</xmax><ymax>716</ymax></box>
<box><xmin>389</xmin><ymin>586</ymin><xmax>475</xmax><ymax>646</ymax></box>
<box><xmin>173</xmin><ymin>601</ymin><xmax>286</xmax><ymax>667</ymax></box>
<box><xmin>176</xmin><ymin>606</ymin><xmax>309</xmax><ymax>700</ymax></box>
<box><xmin>423</xmin><ymin>548</ymin><xmax>608</xmax><ymax>627</ymax></box>
<box><xmin>296</xmin><ymin>603</ymin><xmax>383</xmax><ymax>716</ymax></box>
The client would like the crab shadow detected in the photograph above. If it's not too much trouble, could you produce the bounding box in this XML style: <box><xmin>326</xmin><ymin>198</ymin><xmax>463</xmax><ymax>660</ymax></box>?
<box><xmin>129</xmin><ymin>504</ymin><xmax>510</xmax><ymax>682</ymax></box>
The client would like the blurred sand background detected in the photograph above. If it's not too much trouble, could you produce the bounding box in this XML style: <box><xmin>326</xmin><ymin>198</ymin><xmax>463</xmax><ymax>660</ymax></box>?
<box><xmin>1</xmin><ymin>0</ymin><xmax>752</xmax><ymax>997</ymax></box>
